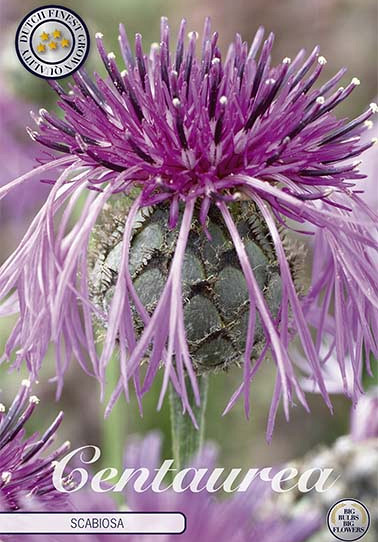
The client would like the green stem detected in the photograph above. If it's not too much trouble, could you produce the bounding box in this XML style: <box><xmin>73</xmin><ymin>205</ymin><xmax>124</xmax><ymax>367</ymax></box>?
<box><xmin>101</xmin><ymin>354</ymin><xmax>126</xmax><ymax>506</ymax></box>
<box><xmin>169</xmin><ymin>375</ymin><xmax>209</xmax><ymax>470</ymax></box>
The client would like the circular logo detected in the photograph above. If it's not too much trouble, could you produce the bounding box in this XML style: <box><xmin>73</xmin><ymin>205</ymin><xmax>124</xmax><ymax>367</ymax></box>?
<box><xmin>15</xmin><ymin>5</ymin><xmax>90</xmax><ymax>79</ymax></box>
<box><xmin>327</xmin><ymin>499</ymin><xmax>370</xmax><ymax>541</ymax></box>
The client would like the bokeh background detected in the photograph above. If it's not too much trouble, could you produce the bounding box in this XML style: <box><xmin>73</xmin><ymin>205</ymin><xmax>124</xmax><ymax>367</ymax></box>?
<box><xmin>0</xmin><ymin>0</ymin><xmax>377</xmax><ymax>496</ymax></box>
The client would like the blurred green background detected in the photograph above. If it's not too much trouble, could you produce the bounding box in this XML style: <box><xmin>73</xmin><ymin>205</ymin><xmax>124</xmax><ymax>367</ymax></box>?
<box><xmin>0</xmin><ymin>0</ymin><xmax>377</xmax><ymax>486</ymax></box>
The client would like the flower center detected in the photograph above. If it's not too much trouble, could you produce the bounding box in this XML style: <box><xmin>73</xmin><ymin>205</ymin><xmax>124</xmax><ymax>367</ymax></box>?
<box><xmin>90</xmin><ymin>197</ymin><xmax>304</xmax><ymax>372</ymax></box>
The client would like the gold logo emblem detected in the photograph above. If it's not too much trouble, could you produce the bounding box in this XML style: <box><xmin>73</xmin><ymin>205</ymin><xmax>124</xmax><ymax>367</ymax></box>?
<box><xmin>327</xmin><ymin>499</ymin><xmax>370</xmax><ymax>541</ymax></box>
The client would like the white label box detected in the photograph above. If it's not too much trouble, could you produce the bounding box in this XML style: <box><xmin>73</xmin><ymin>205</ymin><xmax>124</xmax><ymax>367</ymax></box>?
<box><xmin>0</xmin><ymin>512</ymin><xmax>186</xmax><ymax>534</ymax></box>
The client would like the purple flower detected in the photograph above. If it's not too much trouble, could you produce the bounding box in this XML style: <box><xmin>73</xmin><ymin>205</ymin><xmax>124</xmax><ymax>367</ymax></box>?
<box><xmin>118</xmin><ymin>432</ymin><xmax>321</xmax><ymax>542</ymax></box>
<box><xmin>0</xmin><ymin>18</ymin><xmax>377</xmax><ymax>435</ymax></box>
<box><xmin>296</xmin><ymin>106</ymin><xmax>378</xmax><ymax>405</ymax></box>
<box><xmin>0</xmin><ymin>380</ymin><xmax>70</xmax><ymax>511</ymax></box>
<box><xmin>123</xmin><ymin>432</ymin><xmax>321</xmax><ymax>542</ymax></box>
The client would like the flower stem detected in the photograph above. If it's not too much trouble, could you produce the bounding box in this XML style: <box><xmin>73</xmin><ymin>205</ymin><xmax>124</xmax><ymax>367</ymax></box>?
<box><xmin>101</xmin><ymin>354</ymin><xmax>126</xmax><ymax>506</ymax></box>
<box><xmin>169</xmin><ymin>375</ymin><xmax>209</xmax><ymax>470</ymax></box>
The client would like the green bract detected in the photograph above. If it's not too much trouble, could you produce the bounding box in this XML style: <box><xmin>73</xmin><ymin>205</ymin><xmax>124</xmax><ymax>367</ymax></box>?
<box><xmin>90</xmin><ymin>199</ymin><xmax>303</xmax><ymax>373</ymax></box>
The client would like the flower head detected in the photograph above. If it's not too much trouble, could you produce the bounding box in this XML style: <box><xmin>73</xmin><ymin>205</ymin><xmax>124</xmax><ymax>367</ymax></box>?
<box><xmin>0</xmin><ymin>380</ymin><xmax>70</xmax><ymax>511</ymax></box>
<box><xmin>0</xmin><ymin>18</ymin><xmax>377</xmax><ymax>436</ymax></box>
